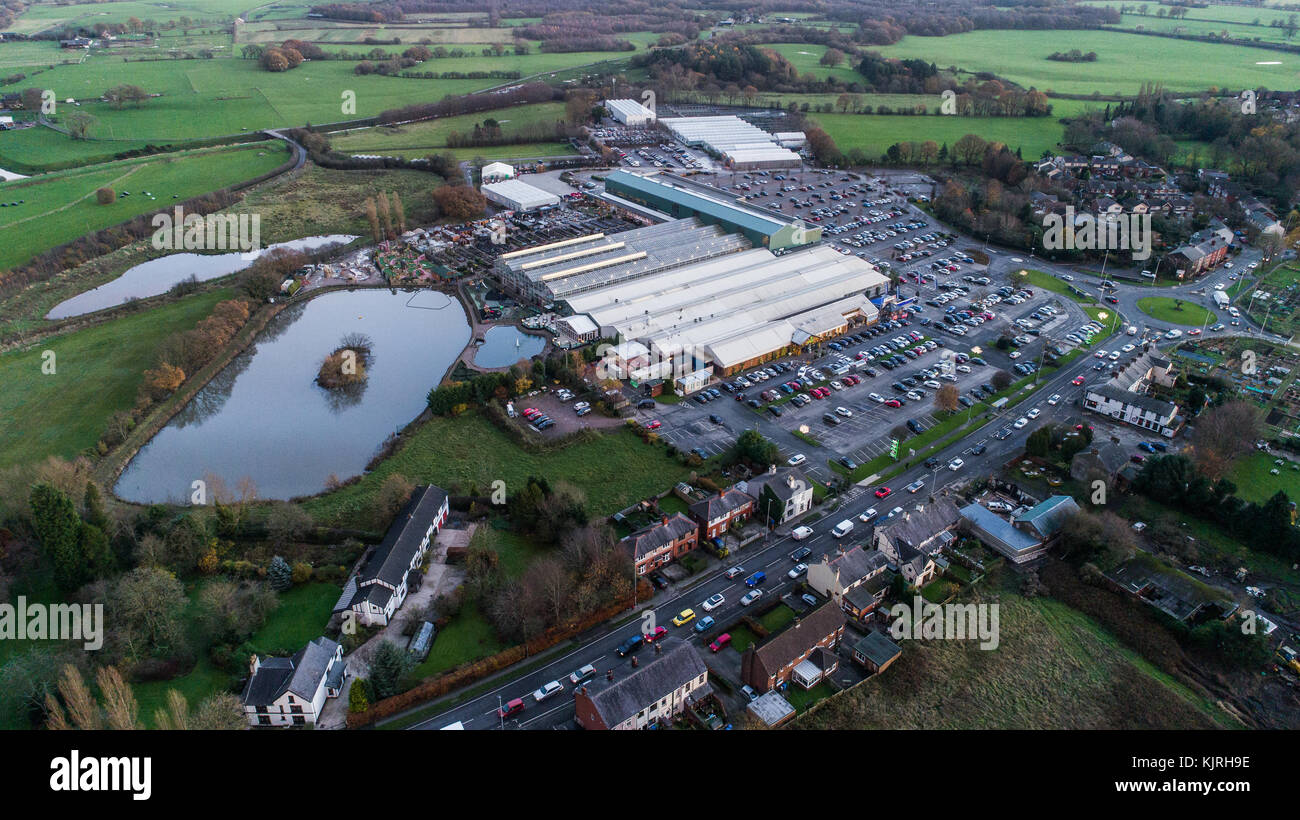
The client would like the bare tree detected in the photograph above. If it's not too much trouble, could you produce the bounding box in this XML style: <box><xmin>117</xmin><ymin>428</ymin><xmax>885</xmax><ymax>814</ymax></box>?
<box><xmin>1191</xmin><ymin>400</ymin><xmax>1261</xmax><ymax>479</ymax></box>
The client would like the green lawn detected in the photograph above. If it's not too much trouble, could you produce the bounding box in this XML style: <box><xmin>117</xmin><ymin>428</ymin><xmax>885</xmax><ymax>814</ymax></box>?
<box><xmin>1226</xmin><ymin>452</ymin><xmax>1300</xmax><ymax>504</ymax></box>
<box><xmin>810</xmin><ymin>111</ymin><xmax>1066</xmax><ymax>161</ymax></box>
<box><xmin>758</xmin><ymin>603</ymin><xmax>797</xmax><ymax>633</ymax></box>
<box><xmin>1015</xmin><ymin>269</ymin><xmax>1093</xmax><ymax>303</ymax></box>
<box><xmin>1136</xmin><ymin>296</ymin><xmax>1216</xmax><ymax>326</ymax></box>
<box><xmin>411</xmin><ymin>602</ymin><xmax>506</xmax><ymax>679</ymax></box>
<box><xmin>0</xmin><ymin>287</ymin><xmax>234</xmax><ymax>469</ymax></box>
<box><xmin>0</xmin><ymin>142</ymin><xmax>289</xmax><ymax>270</ymax></box>
<box><xmin>302</xmin><ymin>412</ymin><xmax>692</xmax><ymax>528</ymax></box>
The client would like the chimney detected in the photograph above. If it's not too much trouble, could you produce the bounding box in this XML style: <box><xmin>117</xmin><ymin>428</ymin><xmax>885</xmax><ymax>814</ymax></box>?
<box><xmin>661</xmin><ymin>515</ymin><xmax>668</xmax><ymax>526</ymax></box>
<box><xmin>249</xmin><ymin>654</ymin><xmax>260</xmax><ymax>676</ymax></box>
<box><xmin>769</xmin><ymin>464</ymin><xmax>777</xmax><ymax>475</ymax></box>
<box><xmin>580</xmin><ymin>686</ymin><xmax>587</xmax><ymax>696</ymax></box>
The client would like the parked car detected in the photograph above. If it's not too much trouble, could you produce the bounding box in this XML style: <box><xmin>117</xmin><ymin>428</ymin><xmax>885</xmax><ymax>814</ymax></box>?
<box><xmin>801</xmin><ymin>593</ymin><xmax>819</xmax><ymax>607</ymax></box>
<box><xmin>788</xmin><ymin>563</ymin><xmax>808</xmax><ymax>579</ymax></box>
<box><xmin>643</xmin><ymin>625</ymin><xmax>668</xmax><ymax>643</ymax></box>
<box><xmin>709</xmin><ymin>633</ymin><xmax>732</xmax><ymax>652</ymax></box>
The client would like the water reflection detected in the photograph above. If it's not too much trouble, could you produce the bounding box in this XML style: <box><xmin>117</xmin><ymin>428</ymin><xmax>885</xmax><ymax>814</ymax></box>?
<box><xmin>46</xmin><ymin>235</ymin><xmax>357</xmax><ymax>319</ymax></box>
<box><xmin>114</xmin><ymin>288</ymin><xmax>469</xmax><ymax>502</ymax></box>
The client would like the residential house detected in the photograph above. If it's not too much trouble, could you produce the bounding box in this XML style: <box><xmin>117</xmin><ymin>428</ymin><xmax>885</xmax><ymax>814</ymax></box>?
<box><xmin>872</xmin><ymin>497</ymin><xmax>961</xmax><ymax>588</ymax></box>
<box><xmin>241</xmin><ymin>637</ymin><xmax>345</xmax><ymax>727</ymax></box>
<box><xmin>741</xmin><ymin>465</ymin><xmax>814</xmax><ymax>525</ymax></box>
<box><xmin>1069</xmin><ymin>442</ymin><xmax>1130</xmax><ymax>484</ymax></box>
<box><xmin>740</xmin><ymin>602</ymin><xmax>846</xmax><ymax>693</ymax></box>
<box><xmin>619</xmin><ymin>512</ymin><xmax>699</xmax><ymax>576</ymax></box>
<box><xmin>806</xmin><ymin>544</ymin><xmax>891</xmax><ymax>617</ymax></box>
<box><xmin>689</xmin><ymin>486</ymin><xmax>755</xmax><ymax>543</ymax></box>
<box><xmin>851</xmin><ymin>630</ymin><xmax>902</xmax><ymax>674</ymax></box>
<box><xmin>573</xmin><ymin>638</ymin><xmax>710</xmax><ymax>729</ymax></box>
<box><xmin>334</xmin><ymin>485</ymin><xmax>449</xmax><ymax>627</ymax></box>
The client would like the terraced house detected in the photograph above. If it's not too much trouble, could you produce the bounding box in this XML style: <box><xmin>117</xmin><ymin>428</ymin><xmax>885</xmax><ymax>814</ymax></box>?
<box><xmin>574</xmin><ymin>639</ymin><xmax>710</xmax><ymax>730</ymax></box>
<box><xmin>620</xmin><ymin>512</ymin><xmax>699</xmax><ymax>576</ymax></box>
<box><xmin>689</xmin><ymin>486</ymin><xmax>755</xmax><ymax>543</ymax></box>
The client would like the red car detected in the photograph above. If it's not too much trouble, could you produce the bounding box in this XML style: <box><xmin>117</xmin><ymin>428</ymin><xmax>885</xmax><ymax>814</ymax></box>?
<box><xmin>874</xmin><ymin>487</ymin><xmax>892</xmax><ymax>499</ymax></box>
<box><xmin>1071</xmin><ymin>376</ymin><xmax>1086</xmax><ymax>386</ymax></box>
<box><xmin>645</xmin><ymin>420</ymin><xmax>661</xmax><ymax>430</ymax></box>
<box><xmin>884</xmin><ymin>399</ymin><xmax>902</xmax><ymax>408</ymax></box>
<box><xmin>523</xmin><ymin>408</ymin><xmax>540</xmax><ymax>418</ymax></box>
<box><xmin>643</xmin><ymin>625</ymin><xmax>668</xmax><ymax>643</ymax></box>
<box><xmin>498</xmin><ymin>697</ymin><xmax>525</xmax><ymax>718</ymax></box>
<box><xmin>709</xmin><ymin>633</ymin><xmax>732</xmax><ymax>652</ymax></box>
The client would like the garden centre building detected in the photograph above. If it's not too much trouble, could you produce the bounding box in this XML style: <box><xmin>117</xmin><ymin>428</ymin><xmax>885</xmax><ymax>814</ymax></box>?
<box><xmin>603</xmin><ymin>170</ymin><xmax>820</xmax><ymax>252</ymax></box>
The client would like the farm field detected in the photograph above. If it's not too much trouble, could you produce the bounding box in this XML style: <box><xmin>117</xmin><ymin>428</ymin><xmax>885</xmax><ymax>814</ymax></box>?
<box><xmin>5</xmin><ymin>0</ymin><xmax>253</xmax><ymax>33</ymax></box>
<box><xmin>0</xmin><ymin>287</ymin><xmax>235</xmax><ymax>469</ymax></box>
<box><xmin>0</xmin><ymin>141</ymin><xmax>290</xmax><ymax>271</ymax></box>
<box><xmin>329</xmin><ymin>102</ymin><xmax>566</xmax><ymax>153</ymax></box>
<box><xmin>869</xmin><ymin>29</ymin><xmax>1298</xmax><ymax>95</ymax></box>
<box><xmin>797</xmin><ymin>593</ymin><xmax>1226</xmax><ymax>730</ymax></box>
<box><xmin>751</xmin><ymin>92</ymin><xmax>1097</xmax><ymax>119</ymax></box>
<box><xmin>809</xmin><ymin>111</ymin><xmax>1066</xmax><ymax>160</ymax></box>
<box><xmin>301</xmin><ymin>412</ymin><xmax>693</xmax><ymax>529</ymax></box>
<box><xmin>764</xmin><ymin>43</ymin><xmax>877</xmax><ymax>85</ymax></box>
<box><xmin>360</xmin><ymin>143</ymin><xmax>574</xmax><ymax>161</ymax></box>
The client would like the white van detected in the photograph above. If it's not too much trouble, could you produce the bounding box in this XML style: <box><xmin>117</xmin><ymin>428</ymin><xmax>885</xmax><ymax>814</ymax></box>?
<box><xmin>831</xmin><ymin>520</ymin><xmax>854</xmax><ymax>539</ymax></box>
<box><xmin>792</xmin><ymin>526</ymin><xmax>814</xmax><ymax>541</ymax></box>
<box><xmin>1126</xmin><ymin>325</ymin><xmax>1137</xmax><ymax>336</ymax></box>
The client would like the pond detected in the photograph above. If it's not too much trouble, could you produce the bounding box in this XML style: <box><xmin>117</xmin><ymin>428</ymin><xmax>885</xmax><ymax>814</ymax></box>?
<box><xmin>473</xmin><ymin>325</ymin><xmax>546</xmax><ymax>368</ymax></box>
<box><xmin>46</xmin><ymin>234</ymin><xmax>357</xmax><ymax>319</ymax></box>
<box><xmin>114</xmin><ymin>288</ymin><xmax>469</xmax><ymax>503</ymax></box>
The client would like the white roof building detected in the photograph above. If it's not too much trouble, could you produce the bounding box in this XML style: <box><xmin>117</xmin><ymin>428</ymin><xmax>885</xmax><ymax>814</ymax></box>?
<box><xmin>481</xmin><ymin>161</ymin><xmax>515</xmax><ymax>182</ymax></box>
<box><xmin>604</xmin><ymin>98</ymin><xmax>657</xmax><ymax>126</ymax></box>
<box><xmin>481</xmin><ymin>179</ymin><xmax>561</xmax><ymax>212</ymax></box>
<box><xmin>658</xmin><ymin>116</ymin><xmax>800</xmax><ymax>169</ymax></box>
<box><xmin>566</xmin><ymin>245</ymin><xmax>888</xmax><ymax>372</ymax></box>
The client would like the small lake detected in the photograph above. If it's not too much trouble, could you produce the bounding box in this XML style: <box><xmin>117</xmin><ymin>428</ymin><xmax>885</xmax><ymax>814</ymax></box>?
<box><xmin>114</xmin><ymin>288</ymin><xmax>470</xmax><ymax>503</ymax></box>
<box><xmin>473</xmin><ymin>325</ymin><xmax>546</xmax><ymax>368</ymax></box>
<box><xmin>46</xmin><ymin>234</ymin><xmax>357</xmax><ymax>319</ymax></box>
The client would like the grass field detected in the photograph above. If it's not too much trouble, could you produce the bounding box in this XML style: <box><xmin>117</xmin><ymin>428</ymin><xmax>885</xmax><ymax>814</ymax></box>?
<box><xmin>330</xmin><ymin>102</ymin><xmax>566</xmax><ymax>154</ymax></box>
<box><xmin>0</xmin><ymin>288</ymin><xmax>234</xmax><ymax>468</ymax></box>
<box><xmin>1137</xmin><ymin>296</ymin><xmax>1217</xmax><ymax>326</ymax></box>
<box><xmin>809</xmin><ymin>111</ymin><xmax>1066</xmax><ymax>161</ymax></box>
<box><xmin>1226</xmin><ymin>452</ymin><xmax>1300</xmax><ymax>503</ymax></box>
<box><xmin>301</xmin><ymin>412</ymin><xmax>692</xmax><ymax>528</ymax></box>
<box><xmin>5</xmin><ymin>0</ymin><xmax>254</xmax><ymax>33</ymax></box>
<box><xmin>798</xmin><ymin>592</ymin><xmax>1227</xmax><ymax>729</ymax></box>
<box><xmin>869</xmin><ymin>29</ymin><xmax>1298</xmax><ymax>95</ymax></box>
<box><xmin>0</xmin><ymin>142</ymin><xmax>289</xmax><ymax>270</ymax></box>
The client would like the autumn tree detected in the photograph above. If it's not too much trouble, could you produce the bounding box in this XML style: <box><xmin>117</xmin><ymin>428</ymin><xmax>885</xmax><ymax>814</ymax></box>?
<box><xmin>96</xmin><ymin>187</ymin><xmax>116</xmax><ymax>204</ymax></box>
<box><xmin>1191</xmin><ymin>400</ymin><xmax>1261</xmax><ymax>479</ymax></box>
<box><xmin>45</xmin><ymin>665</ymin><xmax>140</xmax><ymax>730</ymax></box>
<box><xmin>935</xmin><ymin>383</ymin><xmax>960</xmax><ymax>413</ymax></box>
<box><xmin>431</xmin><ymin>185</ymin><xmax>487</xmax><ymax>221</ymax></box>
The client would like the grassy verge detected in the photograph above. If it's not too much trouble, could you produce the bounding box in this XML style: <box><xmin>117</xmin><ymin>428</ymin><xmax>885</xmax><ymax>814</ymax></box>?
<box><xmin>1136</xmin><ymin>296</ymin><xmax>1216</xmax><ymax>327</ymax></box>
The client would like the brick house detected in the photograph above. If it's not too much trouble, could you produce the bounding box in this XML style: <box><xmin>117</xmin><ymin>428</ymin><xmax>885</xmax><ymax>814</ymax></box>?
<box><xmin>740</xmin><ymin>602</ymin><xmax>846</xmax><ymax>693</ymax></box>
<box><xmin>620</xmin><ymin>512</ymin><xmax>699</xmax><ymax>576</ymax></box>
<box><xmin>689</xmin><ymin>486</ymin><xmax>755</xmax><ymax>543</ymax></box>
